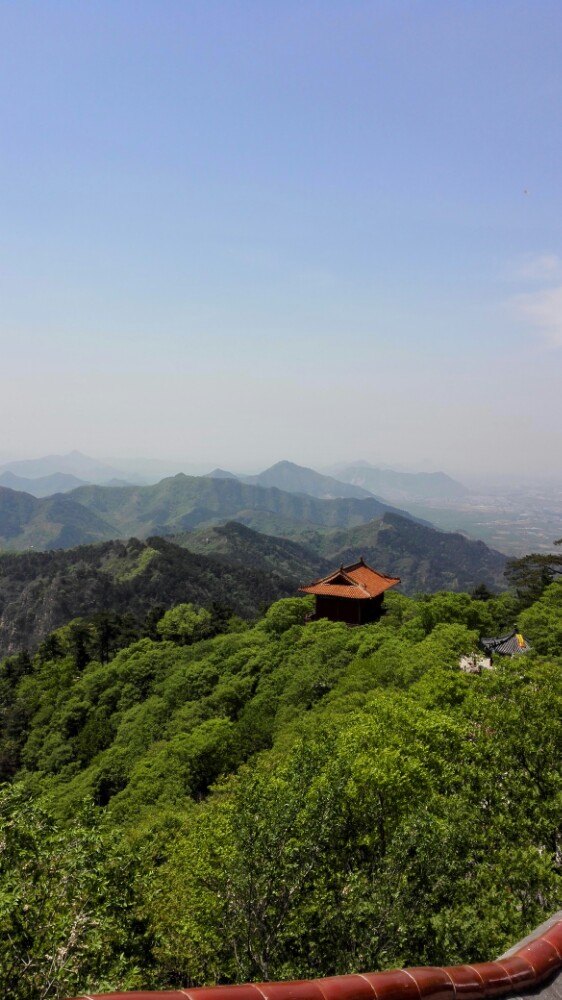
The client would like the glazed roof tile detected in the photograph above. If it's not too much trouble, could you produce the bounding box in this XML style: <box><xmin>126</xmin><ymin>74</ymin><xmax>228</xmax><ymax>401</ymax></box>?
<box><xmin>301</xmin><ymin>582</ymin><xmax>374</xmax><ymax>599</ymax></box>
<box><xmin>299</xmin><ymin>559</ymin><xmax>400</xmax><ymax>600</ymax></box>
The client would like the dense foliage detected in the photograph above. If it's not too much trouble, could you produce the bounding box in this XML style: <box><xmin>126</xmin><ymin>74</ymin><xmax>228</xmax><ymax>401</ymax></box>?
<box><xmin>0</xmin><ymin>786</ymin><xmax>151</xmax><ymax>999</ymax></box>
<box><xmin>0</xmin><ymin>579</ymin><xmax>561</xmax><ymax>998</ymax></box>
<box><xmin>505</xmin><ymin>541</ymin><xmax>562</xmax><ymax>604</ymax></box>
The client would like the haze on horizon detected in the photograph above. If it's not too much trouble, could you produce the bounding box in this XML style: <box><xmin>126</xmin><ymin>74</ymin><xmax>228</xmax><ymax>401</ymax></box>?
<box><xmin>1</xmin><ymin>1</ymin><xmax>561</xmax><ymax>480</ymax></box>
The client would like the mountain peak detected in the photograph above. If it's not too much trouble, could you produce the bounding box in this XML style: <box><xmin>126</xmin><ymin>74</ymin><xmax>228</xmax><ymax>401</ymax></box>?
<box><xmin>241</xmin><ymin>462</ymin><xmax>376</xmax><ymax>501</ymax></box>
<box><xmin>207</xmin><ymin>468</ymin><xmax>238</xmax><ymax>479</ymax></box>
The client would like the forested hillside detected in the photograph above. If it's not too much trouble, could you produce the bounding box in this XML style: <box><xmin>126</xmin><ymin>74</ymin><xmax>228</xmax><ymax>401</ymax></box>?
<box><xmin>180</xmin><ymin>516</ymin><xmax>506</xmax><ymax>592</ymax></box>
<box><xmin>0</xmin><ymin>515</ymin><xmax>508</xmax><ymax>658</ymax></box>
<box><xmin>0</xmin><ymin>476</ymin><xmax>419</xmax><ymax>551</ymax></box>
<box><xmin>0</xmin><ymin>486</ymin><xmax>115</xmax><ymax>550</ymax></box>
<box><xmin>1</xmin><ymin>578</ymin><xmax>561</xmax><ymax>998</ymax></box>
<box><xmin>289</xmin><ymin>512</ymin><xmax>507</xmax><ymax>593</ymax></box>
<box><xmin>70</xmin><ymin>474</ymin><xmax>417</xmax><ymax>538</ymax></box>
<box><xmin>176</xmin><ymin>521</ymin><xmax>330</xmax><ymax>581</ymax></box>
<box><xmin>0</xmin><ymin>536</ymin><xmax>297</xmax><ymax>658</ymax></box>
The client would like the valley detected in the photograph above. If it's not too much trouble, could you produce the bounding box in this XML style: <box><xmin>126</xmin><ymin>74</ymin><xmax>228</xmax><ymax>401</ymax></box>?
<box><xmin>399</xmin><ymin>482</ymin><xmax>562</xmax><ymax>556</ymax></box>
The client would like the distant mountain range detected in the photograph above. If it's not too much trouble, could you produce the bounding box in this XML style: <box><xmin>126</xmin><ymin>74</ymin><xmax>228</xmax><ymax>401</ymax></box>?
<box><xmin>0</xmin><ymin>454</ymin><xmax>506</xmax><ymax>609</ymax></box>
<box><xmin>203</xmin><ymin>460</ymin><xmax>469</xmax><ymax>504</ymax></box>
<box><xmin>0</xmin><ymin>451</ymin><xmax>216</xmax><ymax>486</ymax></box>
<box><xmin>0</xmin><ymin>452</ymin><xmax>469</xmax><ymax>503</ymax></box>
<box><xmin>0</xmin><ymin>475</ymin><xmax>418</xmax><ymax>552</ymax></box>
<box><xmin>69</xmin><ymin>474</ymin><xmax>419</xmax><ymax>537</ymax></box>
<box><xmin>0</xmin><ymin>443</ymin><xmax>509</xmax><ymax>657</ymax></box>
<box><xmin>333</xmin><ymin>462</ymin><xmax>470</xmax><ymax>501</ymax></box>
<box><xmin>0</xmin><ymin>450</ymin><xmax>126</xmax><ymax>484</ymax></box>
<box><xmin>0</xmin><ymin>536</ymin><xmax>298</xmax><ymax>659</ymax></box>
<box><xmin>0</xmin><ymin>471</ymin><xmax>89</xmax><ymax>497</ymax></box>
<box><xmin>288</xmin><ymin>513</ymin><xmax>506</xmax><ymax>593</ymax></box>
<box><xmin>208</xmin><ymin>468</ymin><xmax>239</xmax><ymax>480</ymax></box>
<box><xmin>236</xmin><ymin>460</ymin><xmax>375</xmax><ymax>500</ymax></box>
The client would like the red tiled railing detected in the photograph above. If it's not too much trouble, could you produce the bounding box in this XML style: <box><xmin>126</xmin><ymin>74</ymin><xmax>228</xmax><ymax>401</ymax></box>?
<box><xmin>68</xmin><ymin>914</ymin><xmax>562</xmax><ymax>1000</ymax></box>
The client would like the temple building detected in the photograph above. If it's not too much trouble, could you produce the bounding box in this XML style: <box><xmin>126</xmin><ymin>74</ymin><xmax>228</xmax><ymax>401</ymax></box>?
<box><xmin>299</xmin><ymin>557</ymin><xmax>400</xmax><ymax>626</ymax></box>
<box><xmin>480</xmin><ymin>629</ymin><xmax>532</xmax><ymax>660</ymax></box>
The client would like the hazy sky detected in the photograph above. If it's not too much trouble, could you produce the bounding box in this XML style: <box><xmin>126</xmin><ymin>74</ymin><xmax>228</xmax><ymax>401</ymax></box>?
<box><xmin>1</xmin><ymin>1</ymin><xmax>561</xmax><ymax>477</ymax></box>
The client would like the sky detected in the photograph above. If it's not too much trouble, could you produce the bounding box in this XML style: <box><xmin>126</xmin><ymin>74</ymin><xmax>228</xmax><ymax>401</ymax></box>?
<box><xmin>1</xmin><ymin>1</ymin><xmax>561</xmax><ymax>479</ymax></box>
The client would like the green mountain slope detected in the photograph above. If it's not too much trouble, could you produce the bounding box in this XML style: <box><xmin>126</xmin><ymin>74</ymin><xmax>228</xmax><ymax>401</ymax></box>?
<box><xmin>0</xmin><ymin>486</ymin><xmax>115</xmax><ymax>551</ymax></box>
<box><xmin>178</xmin><ymin>515</ymin><xmax>506</xmax><ymax>594</ymax></box>
<box><xmin>0</xmin><ymin>476</ymin><xmax>419</xmax><ymax>553</ymax></box>
<box><xmin>2</xmin><ymin>580</ymin><xmax>561</xmax><ymax>997</ymax></box>
<box><xmin>0</xmin><ymin>509</ymin><xmax>507</xmax><ymax>657</ymax></box>
<box><xmin>240</xmin><ymin>460</ymin><xmax>376</xmax><ymax>499</ymax></box>
<box><xmin>0</xmin><ymin>536</ymin><xmax>297</xmax><ymax>658</ymax></box>
<box><xmin>68</xmin><ymin>474</ymin><xmax>418</xmax><ymax>538</ymax></box>
<box><xmin>175</xmin><ymin>521</ymin><xmax>331</xmax><ymax>581</ymax></box>
<box><xmin>289</xmin><ymin>512</ymin><xmax>507</xmax><ymax>593</ymax></box>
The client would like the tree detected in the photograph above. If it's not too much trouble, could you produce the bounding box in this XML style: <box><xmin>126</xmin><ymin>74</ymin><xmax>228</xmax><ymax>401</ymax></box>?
<box><xmin>37</xmin><ymin>634</ymin><xmax>64</xmax><ymax>663</ymax></box>
<box><xmin>518</xmin><ymin>581</ymin><xmax>562</xmax><ymax>655</ymax></box>
<box><xmin>156</xmin><ymin>603</ymin><xmax>213</xmax><ymax>645</ymax></box>
<box><xmin>65</xmin><ymin>620</ymin><xmax>94</xmax><ymax>672</ymax></box>
<box><xmin>505</xmin><ymin>548</ymin><xmax>562</xmax><ymax>606</ymax></box>
<box><xmin>3</xmin><ymin>591</ymin><xmax>562</xmax><ymax>992</ymax></box>
<box><xmin>0</xmin><ymin>784</ymin><xmax>152</xmax><ymax>999</ymax></box>
<box><xmin>143</xmin><ymin>605</ymin><xmax>166</xmax><ymax>640</ymax></box>
<box><xmin>257</xmin><ymin>596</ymin><xmax>313</xmax><ymax>634</ymax></box>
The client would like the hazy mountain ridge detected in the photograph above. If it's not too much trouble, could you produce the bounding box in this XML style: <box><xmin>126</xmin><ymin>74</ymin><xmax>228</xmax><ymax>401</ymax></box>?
<box><xmin>64</xmin><ymin>474</ymin><xmax>418</xmax><ymax>543</ymax></box>
<box><xmin>207</xmin><ymin>468</ymin><xmax>239</xmax><ymax>480</ymax></box>
<box><xmin>0</xmin><ymin>471</ymin><xmax>89</xmax><ymax>497</ymax></box>
<box><xmin>1</xmin><ymin>454</ymin><xmax>545</xmax><ymax>569</ymax></box>
<box><xmin>237</xmin><ymin>460</ymin><xmax>376</xmax><ymax>500</ymax></box>
<box><xmin>0</xmin><ymin>450</ymin><xmax>125</xmax><ymax>484</ymax></box>
<box><xmin>335</xmin><ymin>462</ymin><xmax>470</xmax><ymax>501</ymax></box>
<box><xmin>0</xmin><ymin>536</ymin><xmax>297</xmax><ymax>658</ymax></box>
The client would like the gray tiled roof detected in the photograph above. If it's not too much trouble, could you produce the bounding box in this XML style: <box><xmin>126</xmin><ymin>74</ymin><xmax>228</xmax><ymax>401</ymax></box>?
<box><xmin>481</xmin><ymin>628</ymin><xmax>532</xmax><ymax>656</ymax></box>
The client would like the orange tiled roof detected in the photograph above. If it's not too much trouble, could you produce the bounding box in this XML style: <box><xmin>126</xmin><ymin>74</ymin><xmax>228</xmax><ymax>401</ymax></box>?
<box><xmin>299</xmin><ymin>558</ymin><xmax>400</xmax><ymax>600</ymax></box>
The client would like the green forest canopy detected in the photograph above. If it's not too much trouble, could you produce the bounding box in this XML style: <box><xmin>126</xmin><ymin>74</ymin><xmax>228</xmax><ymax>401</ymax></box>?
<box><xmin>0</xmin><ymin>576</ymin><xmax>561</xmax><ymax>999</ymax></box>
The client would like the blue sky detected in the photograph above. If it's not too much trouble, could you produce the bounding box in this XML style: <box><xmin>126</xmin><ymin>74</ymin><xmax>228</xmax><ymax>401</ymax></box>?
<box><xmin>1</xmin><ymin>1</ymin><xmax>561</xmax><ymax>477</ymax></box>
